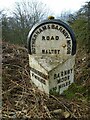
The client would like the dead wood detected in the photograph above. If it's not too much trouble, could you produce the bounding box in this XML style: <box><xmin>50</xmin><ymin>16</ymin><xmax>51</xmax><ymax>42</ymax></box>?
<box><xmin>2</xmin><ymin>42</ymin><xmax>90</xmax><ymax>119</ymax></box>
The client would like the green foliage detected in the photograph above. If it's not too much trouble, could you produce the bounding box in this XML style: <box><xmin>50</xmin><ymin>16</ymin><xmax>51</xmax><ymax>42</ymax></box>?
<box><xmin>71</xmin><ymin>19</ymin><xmax>88</xmax><ymax>48</ymax></box>
<box><xmin>70</xmin><ymin>2</ymin><xmax>90</xmax><ymax>52</ymax></box>
<box><xmin>50</xmin><ymin>87</ymin><xmax>59</xmax><ymax>96</ymax></box>
<box><xmin>63</xmin><ymin>83</ymin><xmax>89</xmax><ymax>101</ymax></box>
<box><xmin>2</xmin><ymin>15</ymin><xmax>30</xmax><ymax>45</ymax></box>
<box><xmin>1</xmin><ymin>1</ymin><xmax>90</xmax><ymax>52</ymax></box>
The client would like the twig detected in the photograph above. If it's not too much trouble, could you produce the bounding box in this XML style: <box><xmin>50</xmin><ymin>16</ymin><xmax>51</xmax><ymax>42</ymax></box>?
<box><xmin>4</xmin><ymin>64</ymin><xmax>24</xmax><ymax>69</ymax></box>
<box><xmin>50</xmin><ymin>94</ymin><xmax>78</xmax><ymax>119</ymax></box>
<box><xmin>2</xmin><ymin>85</ymin><xmax>18</xmax><ymax>95</ymax></box>
<box><xmin>43</xmin><ymin>105</ymin><xmax>52</xmax><ymax>118</ymax></box>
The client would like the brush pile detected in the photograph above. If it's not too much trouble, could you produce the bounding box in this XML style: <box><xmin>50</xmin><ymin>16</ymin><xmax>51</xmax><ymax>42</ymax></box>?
<box><xmin>2</xmin><ymin>42</ymin><xmax>90</xmax><ymax>119</ymax></box>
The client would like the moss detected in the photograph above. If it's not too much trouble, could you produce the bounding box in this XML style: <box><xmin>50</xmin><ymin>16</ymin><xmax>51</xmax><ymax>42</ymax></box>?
<box><xmin>50</xmin><ymin>87</ymin><xmax>59</xmax><ymax>96</ymax></box>
<box><xmin>63</xmin><ymin>83</ymin><xmax>89</xmax><ymax>101</ymax></box>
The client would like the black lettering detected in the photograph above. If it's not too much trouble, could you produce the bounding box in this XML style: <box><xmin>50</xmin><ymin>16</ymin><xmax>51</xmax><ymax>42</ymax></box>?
<box><xmin>49</xmin><ymin>50</ymin><xmax>52</xmax><ymax>54</ymax></box>
<box><xmin>57</xmin><ymin>78</ymin><xmax>61</xmax><ymax>83</ymax></box>
<box><xmin>51</xmin><ymin>36</ymin><xmax>54</xmax><ymax>40</ymax></box>
<box><xmin>32</xmin><ymin>44</ymin><xmax>35</xmax><ymax>47</ymax></box>
<box><xmin>57</xmin><ymin>79</ymin><xmax>60</xmax><ymax>83</ymax></box>
<box><xmin>70</xmin><ymin>69</ymin><xmax>72</xmax><ymax>73</ymax></box>
<box><xmin>48</xmin><ymin>25</ymin><xmax>50</xmax><ymax>29</ymax></box>
<box><xmin>30</xmin><ymin>67</ymin><xmax>48</xmax><ymax>80</ymax></box>
<box><xmin>39</xmin><ymin>28</ymin><xmax>43</xmax><ymax>33</ymax></box>
<box><xmin>46</xmin><ymin>50</ymin><xmax>48</xmax><ymax>54</ymax></box>
<box><xmin>33</xmin><ymin>34</ymin><xmax>37</xmax><ymax>39</ymax></box>
<box><xmin>57</xmin><ymin>50</ymin><xmax>60</xmax><ymax>54</ymax></box>
<box><xmin>58</xmin><ymin>73</ymin><xmax>60</xmax><ymax>78</ymax></box>
<box><xmin>42</xmin><ymin>36</ymin><xmax>45</xmax><ymax>40</ymax></box>
<box><xmin>59</xmin><ymin>27</ymin><xmax>63</xmax><ymax>31</ymax></box>
<box><xmin>66</xmin><ymin>81</ymin><xmax>71</xmax><ymax>86</ymax></box>
<box><xmin>68</xmin><ymin>70</ymin><xmax>70</xmax><ymax>74</ymax></box>
<box><xmin>35</xmin><ymin>30</ymin><xmax>40</xmax><ymax>35</ymax></box>
<box><xmin>67</xmin><ymin>48</ymin><xmax>71</xmax><ymax>54</ymax></box>
<box><xmin>52</xmin><ymin>24</ymin><xmax>55</xmax><ymax>29</ymax></box>
<box><xmin>66</xmin><ymin>35</ymin><xmax>70</xmax><ymax>39</ymax></box>
<box><xmin>65</xmin><ymin>82</ymin><xmax>68</xmax><ymax>86</ymax></box>
<box><xmin>41</xmin><ymin>36</ymin><xmax>59</xmax><ymax>40</ymax></box>
<box><xmin>68</xmin><ymin>76</ymin><xmax>70</xmax><ymax>80</ymax></box>
<box><xmin>56</xmin><ymin>36</ymin><xmax>59</xmax><ymax>40</ymax></box>
<box><xmin>32</xmin><ymin>72</ymin><xmax>46</xmax><ymax>85</ymax></box>
<box><xmin>65</xmin><ymin>77</ymin><xmax>67</xmax><ymax>81</ymax></box>
<box><xmin>54</xmin><ymin>50</ymin><xmax>57</xmax><ymax>54</ymax></box>
<box><xmin>42</xmin><ymin>26</ymin><xmax>47</xmax><ymax>30</ymax></box>
<box><xmin>32</xmin><ymin>38</ymin><xmax>36</xmax><ymax>41</ymax></box>
<box><xmin>42</xmin><ymin>49</ymin><xmax>45</xmax><ymax>54</ymax></box>
<box><xmin>55</xmin><ymin>25</ymin><xmax>59</xmax><ymax>30</ymax></box>
<box><xmin>62</xmin><ymin>29</ymin><xmax>66</xmax><ymax>34</ymax></box>
<box><xmin>69</xmin><ymin>81</ymin><xmax>71</xmax><ymax>85</ymax></box>
<box><xmin>61</xmin><ymin>71</ymin><xmax>63</xmax><ymax>76</ymax></box>
<box><xmin>32</xmin><ymin>73</ymin><xmax>34</xmax><ymax>76</ymax></box>
<box><xmin>63</xmin><ymin>83</ymin><xmax>66</xmax><ymax>87</ymax></box>
<box><xmin>51</xmin><ymin>50</ymin><xmax>54</xmax><ymax>53</ymax></box>
<box><xmin>63</xmin><ymin>29</ymin><xmax>70</xmax><ymax>39</ymax></box>
<box><xmin>61</xmin><ymin>78</ymin><xmax>64</xmax><ymax>82</ymax></box>
<box><xmin>61</xmin><ymin>83</ymin><xmax>65</xmax><ymax>88</ymax></box>
<box><xmin>59</xmin><ymin>85</ymin><xmax>61</xmax><ymax>89</ymax></box>
<box><xmin>64</xmin><ymin>70</ymin><xmax>67</xmax><ymax>75</ymax></box>
<box><xmin>42</xmin><ymin>49</ymin><xmax>60</xmax><ymax>54</ymax></box>
<box><xmin>54</xmin><ymin>73</ymin><xmax>60</xmax><ymax>79</ymax></box>
<box><xmin>32</xmin><ymin>39</ymin><xmax>35</xmax><ymax>44</ymax></box>
<box><xmin>46</xmin><ymin>36</ymin><xmax>50</xmax><ymax>40</ymax></box>
<box><xmin>67</xmin><ymin>40</ymin><xmax>71</xmax><ymax>44</ymax></box>
<box><xmin>58</xmin><ymin>27</ymin><xmax>70</xmax><ymax>39</ymax></box>
<box><xmin>54</xmin><ymin>74</ymin><xmax>57</xmax><ymax>79</ymax></box>
<box><xmin>35</xmin><ymin>75</ymin><xmax>37</xmax><ymax>79</ymax></box>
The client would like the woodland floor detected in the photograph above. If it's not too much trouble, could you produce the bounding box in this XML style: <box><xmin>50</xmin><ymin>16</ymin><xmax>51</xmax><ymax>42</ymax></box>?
<box><xmin>1</xmin><ymin>42</ymin><xmax>90</xmax><ymax>119</ymax></box>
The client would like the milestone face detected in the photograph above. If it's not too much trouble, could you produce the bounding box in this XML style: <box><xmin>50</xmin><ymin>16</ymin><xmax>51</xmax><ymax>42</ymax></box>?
<box><xmin>27</xmin><ymin>19</ymin><xmax>76</xmax><ymax>94</ymax></box>
<box><xmin>29</xmin><ymin>22</ymin><xmax>73</xmax><ymax>57</ymax></box>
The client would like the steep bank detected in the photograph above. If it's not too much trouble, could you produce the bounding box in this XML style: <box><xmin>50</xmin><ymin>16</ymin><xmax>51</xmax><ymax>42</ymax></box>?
<box><xmin>2</xmin><ymin>42</ymin><xmax>90</xmax><ymax>119</ymax></box>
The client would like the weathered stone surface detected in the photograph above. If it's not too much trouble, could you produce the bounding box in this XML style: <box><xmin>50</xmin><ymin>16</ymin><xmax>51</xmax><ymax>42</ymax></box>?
<box><xmin>27</xmin><ymin>19</ymin><xmax>76</xmax><ymax>94</ymax></box>
<box><xmin>29</xmin><ymin>54</ymin><xmax>75</xmax><ymax>94</ymax></box>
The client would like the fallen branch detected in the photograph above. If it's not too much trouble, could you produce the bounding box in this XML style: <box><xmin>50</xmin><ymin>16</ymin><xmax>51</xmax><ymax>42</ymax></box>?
<box><xmin>50</xmin><ymin>95</ymin><xmax>78</xmax><ymax>119</ymax></box>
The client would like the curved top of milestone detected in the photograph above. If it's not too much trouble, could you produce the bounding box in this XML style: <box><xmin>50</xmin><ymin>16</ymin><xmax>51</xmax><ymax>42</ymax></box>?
<box><xmin>27</xmin><ymin>18</ymin><xmax>76</xmax><ymax>56</ymax></box>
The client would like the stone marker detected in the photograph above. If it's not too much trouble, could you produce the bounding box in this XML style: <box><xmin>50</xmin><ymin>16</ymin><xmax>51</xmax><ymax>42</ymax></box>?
<box><xmin>27</xmin><ymin>17</ymin><xmax>76</xmax><ymax>94</ymax></box>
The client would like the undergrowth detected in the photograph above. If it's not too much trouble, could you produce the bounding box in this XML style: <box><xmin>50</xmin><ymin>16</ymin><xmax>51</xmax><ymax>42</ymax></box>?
<box><xmin>63</xmin><ymin>83</ymin><xmax>89</xmax><ymax>101</ymax></box>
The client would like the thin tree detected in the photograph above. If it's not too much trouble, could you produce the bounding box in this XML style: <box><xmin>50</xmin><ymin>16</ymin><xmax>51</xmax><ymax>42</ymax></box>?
<box><xmin>12</xmin><ymin>0</ymin><xmax>50</xmax><ymax>44</ymax></box>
